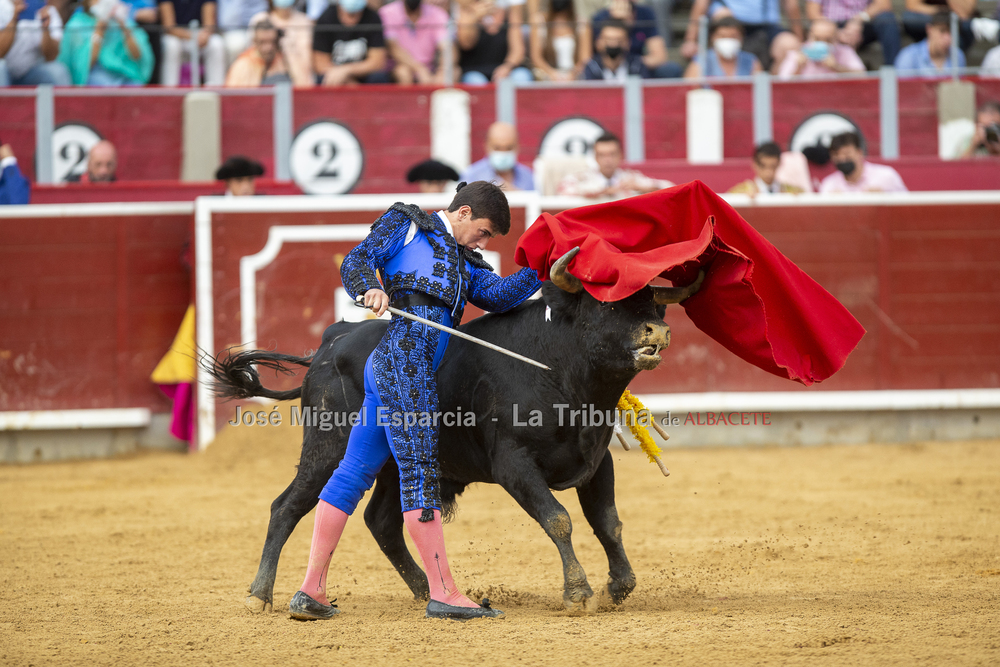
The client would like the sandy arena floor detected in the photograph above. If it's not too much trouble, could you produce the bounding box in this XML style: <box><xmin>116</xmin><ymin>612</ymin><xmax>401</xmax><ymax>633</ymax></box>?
<box><xmin>1</xmin><ymin>416</ymin><xmax>998</xmax><ymax>666</ymax></box>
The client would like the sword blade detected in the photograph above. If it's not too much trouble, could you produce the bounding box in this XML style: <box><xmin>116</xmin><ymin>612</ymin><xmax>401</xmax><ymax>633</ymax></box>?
<box><xmin>353</xmin><ymin>301</ymin><xmax>551</xmax><ymax>371</ymax></box>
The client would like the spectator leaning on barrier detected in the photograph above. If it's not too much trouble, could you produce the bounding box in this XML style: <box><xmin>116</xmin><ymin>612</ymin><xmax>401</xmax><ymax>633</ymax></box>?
<box><xmin>591</xmin><ymin>0</ymin><xmax>679</xmax><ymax>78</ymax></box>
<box><xmin>960</xmin><ymin>101</ymin><xmax>1000</xmax><ymax>158</ymax></box>
<box><xmin>683</xmin><ymin>16</ymin><xmax>761</xmax><ymax>78</ymax></box>
<box><xmin>894</xmin><ymin>10</ymin><xmax>964</xmax><ymax>76</ymax></box>
<box><xmin>682</xmin><ymin>0</ymin><xmax>802</xmax><ymax>72</ymax></box>
<box><xmin>819</xmin><ymin>131</ymin><xmax>907</xmax><ymax>193</ymax></box>
<box><xmin>406</xmin><ymin>158</ymin><xmax>460</xmax><ymax>192</ymax></box>
<box><xmin>778</xmin><ymin>17</ymin><xmax>864</xmax><ymax>77</ymax></box>
<box><xmin>66</xmin><ymin>139</ymin><xmax>118</xmax><ymax>182</ymax></box>
<box><xmin>225</xmin><ymin>18</ymin><xmax>290</xmax><ymax>85</ymax></box>
<box><xmin>216</xmin><ymin>155</ymin><xmax>264</xmax><ymax>195</ymax></box>
<box><xmin>728</xmin><ymin>141</ymin><xmax>804</xmax><ymax>194</ymax></box>
<box><xmin>249</xmin><ymin>0</ymin><xmax>314</xmax><ymax>88</ymax></box>
<box><xmin>459</xmin><ymin>121</ymin><xmax>534</xmax><ymax>191</ymax></box>
<box><xmin>379</xmin><ymin>0</ymin><xmax>452</xmax><ymax>85</ymax></box>
<box><xmin>59</xmin><ymin>0</ymin><xmax>153</xmax><ymax>85</ymax></box>
<box><xmin>0</xmin><ymin>143</ymin><xmax>30</xmax><ymax>205</ymax></box>
<box><xmin>159</xmin><ymin>0</ymin><xmax>226</xmax><ymax>85</ymax></box>
<box><xmin>582</xmin><ymin>17</ymin><xmax>648</xmax><ymax>79</ymax></box>
<box><xmin>312</xmin><ymin>0</ymin><xmax>389</xmax><ymax>85</ymax></box>
<box><xmin>529</xmin><ymin>0</ymin><xmax>590</xmax><ymax>81</ymax></box>
<box><xmin>457</xmin><ymin>0</ymin><xmax>532</xmax><ymax>85</ymax></box>
<box><xmin>0</xmin><ymin>0</ymin><xmax>72</xmax><ymax>85</ymax></box>
<box><xmin>807</xmin><ymin>0</ymin><xmax>901</xmax><ymax>67</ymax></box>
<box><xmin>557</xmin><ymin>131</ymin><xmax>672</xmax><ymax>198</ymax></box>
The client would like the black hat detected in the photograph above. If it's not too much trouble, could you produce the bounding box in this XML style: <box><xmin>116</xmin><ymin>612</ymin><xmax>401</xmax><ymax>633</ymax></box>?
<box><xmin>406</xmin><ymin>159</ymin><xmax>460</xmax><ymax>183</ymax></box>
<box><xmin>216</xmin><ymin>156</ymin><xmax>265</xmax><ymax>180</ymax></box>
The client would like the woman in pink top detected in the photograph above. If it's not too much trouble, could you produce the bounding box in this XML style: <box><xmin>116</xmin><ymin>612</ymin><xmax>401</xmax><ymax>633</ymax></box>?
<box><xmin>249</xmin><ymin>0</ymin><xmax>315</xmax><ymax>87</ymax></box>
<box><xmin>778</xmin><ymin>18</ymin><xmax>865</xmax><ymax>78</ymax></box>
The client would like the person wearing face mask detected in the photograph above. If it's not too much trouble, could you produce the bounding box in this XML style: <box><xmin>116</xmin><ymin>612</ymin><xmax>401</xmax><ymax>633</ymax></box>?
<box><xmin>248</xmin><ymin>0</ymin><xmax>314</xmax><ymax>87</ymax></box>
<box><xmin>379</xmin><ymin>0</ymin><xmax>453</xmax><ymax>85</ymax></box>
<box><xmin>683</xmin><ymin>16</ymin><xmax>761</xmax><ymax>78</ymax></box>
<box><xmin>529</xmin><ymin>0</ymin><xmax>591</xmax><ymax>81</ymax></box>
<box><xmin>225</xmin><ymin>20</ymin><xmax>290</xmax><ymax>86</ymax></box>
<box><xmin>57</xmin><ymin>0</ymin><xmax>153</xmax><ymax>85</ymax></box>
<box><xmin>582</xmin><ymin>19</ymin><xmax>648</xmax><ymax>80</ymax></box>
<box><xmin>778</xmin><ymin>17</ymin><xmax>864</xmax><ymax>78</ymax></box>
<box><xmin>819</xmin><ymin>131</ymin><xmax>907</xmax><ymax>193</ymax></box>
<box><xmin>312</xmin><ymin>0</ymin><xmax>389</xmax><ymax>84</ymax></box>
<box><xmin>458</xmin><ymin>121</ymin><xmax>535</xmax><ymax>191</ymax></box>
<box><xmin>590</xmin><ymin>0</ymin><xmax>679</xmax><ymax>78</ymax></box>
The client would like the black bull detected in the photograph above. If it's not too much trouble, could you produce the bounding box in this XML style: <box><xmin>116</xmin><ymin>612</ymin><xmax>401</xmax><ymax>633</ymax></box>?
<box><xmin>210</xmin><ymin>255</ymin><xmax>704</xmax><ymax>613</ymax></box>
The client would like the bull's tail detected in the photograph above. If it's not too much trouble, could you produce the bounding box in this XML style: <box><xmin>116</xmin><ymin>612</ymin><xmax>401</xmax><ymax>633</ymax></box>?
<box><xmin>205</xmin><ymin>348</ymin><xmax>312</xmax><ymax>401</ymax></box>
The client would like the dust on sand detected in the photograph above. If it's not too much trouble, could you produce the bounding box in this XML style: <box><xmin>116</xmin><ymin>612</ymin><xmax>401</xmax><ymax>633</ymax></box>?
<box><xmin>1</xmin><ymin>418</ymin><xmax>998</xmax><ymax>666</ymax></box>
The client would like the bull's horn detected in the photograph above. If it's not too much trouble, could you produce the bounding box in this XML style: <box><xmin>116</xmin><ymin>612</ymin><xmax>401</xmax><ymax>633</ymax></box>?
<box><xmin>549</xmin><ymin>247</ymin><xmax>584</xmax><ymax>294</ymax></box>
<box><xmin>651</xmin><ymin>269</ymin><xmax>706</xmax><ymax>305</ymax></box>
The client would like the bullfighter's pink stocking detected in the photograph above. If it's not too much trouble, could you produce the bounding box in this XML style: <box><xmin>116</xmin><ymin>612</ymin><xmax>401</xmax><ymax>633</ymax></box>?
<box><xmin>298</xmin><ymin>500</ymin><xmax>349</xmax><ymax>606</ymax></box>
<box><xmin>403</xmin><ymin>509</ymin><xmax>479</xmax><ymax>608</ymax></box>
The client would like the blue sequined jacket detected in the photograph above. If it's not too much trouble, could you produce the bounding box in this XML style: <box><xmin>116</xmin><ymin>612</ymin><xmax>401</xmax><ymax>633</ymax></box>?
<box><xmin>341</xmin><ymin>203</ymin><xmax>542</xmax><ymax>324</ymax></box>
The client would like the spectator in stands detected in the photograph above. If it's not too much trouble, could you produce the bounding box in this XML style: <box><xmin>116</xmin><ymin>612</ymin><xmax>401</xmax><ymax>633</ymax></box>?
<box><xmin>557</xmin><ymin>131</ymin><xmax>672</xmax><ymax>198</ymax></box>
<box><xmin>0</xmin><ymin>143</ymin><xmax>30</xmax><ymax>205</ymax></box>
<box><xmin>529</xmin><ymin>0</ymin><xmax>590</xmax><ymax>81</ymax></box>
<box><xmin>902</xmin><ymin>0</ymin><xmax>973</xmax><ymax>53</ymax></box>
<box><xmin>216</xmin><ymin>155</ymin><xmax>264</xmax><ymax>195</ymax></box>
<box><xmin>807</xmin><ymin>0</ymin><xmax>901</xmax><ymax>67</ymax></box>
<box><xmin>777</xmin><ymin>17</ymin><xmax>865</xmax><ymax>77</ymax></box>
<box><xmin>225</xmin><ymin>18</ymin><xmax>290</xmax><ymax>85</ymax></box>
<box><xmin>583</xmin><ymin>18</ymin><xmax>648</xmax><ymax>79</ymax></box>
<box><xmin>0</xmin><ymin>0</ymin><xmax>72</xmax><ymax>85</ymax></box>
<box><xmin>66</xmin><ymin>140</ymin><xmax>118</xmax><ymax>182</ymax></box>
<box><xmin>249</xmin><ymin>0</ymin><xmax>313</xmax><ymax>87</ymax></box>
<box><xmin>406</xmin><ymin>158</ymin><xmax>459</xmax><ymax>192</ymax></box>
<box><xmin>982</xmin><ymin>42</ymin><xmax>1000</xmax><ymax>76</ymax></box>
<box><xmin>682</xmin><ymin>0</ymin><xmax>802</xmax><ymax>72</ymax></box>
<box><xmin>379</xmin><ymin>0</ymin><xmax>451</xmax><ymax>85</ymax></box>
<box><xmin>160</xmin><ymin>0</ymin><xmax>226</xmax><ymax>85</ymax></box>
<box><xmin>959</xmin><ymin>101</ymin><xmax>1000</xmax><ymax>158</ymax></box>
<box><xmin>819</xmin><ymin>131</ymin><xmax>907</xmax><ymax>193</ymax></box>
<box><xmin>728</xmin><ymin>141</ymin><xmax>805</xmax><ymax>194</ymax></box>
<box><xmin>683</xmin><ymin>16</ymin><xmax>761</xmax><ymax>78</ymax></box>
<box><xmin>59</xmin><ymin>0</ymin><xmax>153</xmax><ymax>85</ymax></box>
<box><xmin>457</xmin><ymin>0</ymin><xmax>531</xmax><ymax>84</ymax></box>
<box><xmin>218</xmin><ymin>0</ymin><xmax>268</xmax><ymax>64</ymax></box>
<box><xmin>312</xmin><ymin>0</ymin><xmax>389</xmax><ymax>84</ymax></box>
<box><xmin>459</xmin><ymin>121</ymin><xmax>534</xmax><ymax>190</ymax></box>
<box><xmin>894</xmin><ymin>10</ymin><xmax>964</xmax><ymax>76</ymax></box>
<box><xmin>591</xmin><ymin>0</ymin><xmax>679</xmax><ymax>78</ymax></box>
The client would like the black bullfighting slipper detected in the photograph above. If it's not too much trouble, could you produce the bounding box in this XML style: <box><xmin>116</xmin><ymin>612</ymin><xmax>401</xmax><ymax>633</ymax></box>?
<box><xmin>426</xmin><ymin>598</ymin><xmax>505</xmax><ymax>620</ymax></box>
<box><xmin>288</xmin><ymin>591</ymin><xmax>340</xmax><ymax>621</ymax></box>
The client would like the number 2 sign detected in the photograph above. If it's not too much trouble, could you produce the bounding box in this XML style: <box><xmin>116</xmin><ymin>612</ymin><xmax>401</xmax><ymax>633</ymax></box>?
<box><xmin>51</xmin><ymin>123</ymin><xmax>102</xmax><ymax>183</ymax></box>
<box><xmin>289</xmin><ymin>120</ymin><xmax>364</xmax><ymax>195</ymax></box>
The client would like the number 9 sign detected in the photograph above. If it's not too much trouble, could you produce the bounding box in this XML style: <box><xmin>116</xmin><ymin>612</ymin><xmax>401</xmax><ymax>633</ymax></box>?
<box><xmin>289</xmin><ymin>120</ymin><xmax>364</xmax><ymax>195</ymax></box>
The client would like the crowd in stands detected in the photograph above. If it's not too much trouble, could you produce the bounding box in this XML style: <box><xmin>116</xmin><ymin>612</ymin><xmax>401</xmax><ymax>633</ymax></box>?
<box><xmin>3</xmin><ymin>0</ymin><xmax>1000</xmax><ymax>87</ymax></box>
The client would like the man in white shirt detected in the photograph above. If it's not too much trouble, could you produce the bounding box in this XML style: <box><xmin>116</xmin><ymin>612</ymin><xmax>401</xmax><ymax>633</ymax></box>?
<box><xmin>0</xmin><ymin>0</ymin><xmax>71</xmax><ymax>85</ymax></box>
<box><xmin>557</xmin><ymin>132</ymin><xmax>672</xmax><ymax>199</ymax></box>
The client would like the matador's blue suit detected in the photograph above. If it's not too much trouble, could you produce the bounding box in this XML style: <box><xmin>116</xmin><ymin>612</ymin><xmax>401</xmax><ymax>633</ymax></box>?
<box><xmin>319</xmin><ymin>203</ymin><xmax>542</xmax><ymax>517</ymax></box>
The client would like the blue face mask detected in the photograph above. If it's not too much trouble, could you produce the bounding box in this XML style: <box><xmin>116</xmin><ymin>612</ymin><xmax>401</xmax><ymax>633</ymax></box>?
<box><xmin>339</xmin><ymin>0</ymin><xmax>367</xmax><ymax>13</ymax></box>
<box><xmin>273</xmin><ymin>0</ymin><xmax>295</xmax><ymax>8</ymax></box>
<box><xmin>488</xmin><ymin>150</ymin><xmax>517</xmax><ymax>173</ymax></box>
<box><xmin>802</xmin><ymin>41</ymin><xmax>831</xmax><ymax>62</ymax></box>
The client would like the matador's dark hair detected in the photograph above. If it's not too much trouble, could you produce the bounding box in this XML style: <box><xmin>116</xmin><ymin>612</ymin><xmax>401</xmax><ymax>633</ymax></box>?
<box><xmin>447</xmin><ymin>180</ymin><xmax>511</xmax><ymax>235</ymax></box>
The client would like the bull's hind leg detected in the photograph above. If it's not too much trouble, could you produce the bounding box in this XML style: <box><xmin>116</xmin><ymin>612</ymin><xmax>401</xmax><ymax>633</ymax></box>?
<box><xmin>363</xmin><ymin>462</ymin><xmax>430</xmax><ymax>600</ymax></box>
<box><xmin>577</xmin><ymin>450</ymin><xmax>636</xmax><ymax>605</ymax></box>
<box><xmin>245</xmin><ymin>430</ymin><xmax>341</xmax><ymax>613</ymax></box>
<box><xmin>494</xmin><ymin>454</ymin><xmax>596</xmax><ymax>612</ymax></box>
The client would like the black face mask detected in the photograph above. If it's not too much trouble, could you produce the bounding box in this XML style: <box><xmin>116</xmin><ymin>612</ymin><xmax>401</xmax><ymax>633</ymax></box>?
<box><xmin>404</xmin><ymin>0</ymin><xmax>421</xmax><ymax>10</ymax></box>
<box><xmin>834</xmin><ymin>160</ymin><xmax>856</xmax><ymax>176</ymax></box>
<box><xmin>551</xmin><ymin>0</ymin><xmax>571</xmax><ymax>12</ymax></box>
<box><xmin>604</xmin><ymin>45</ymin><xmax>623</xmax><ymax>60</ymax></box>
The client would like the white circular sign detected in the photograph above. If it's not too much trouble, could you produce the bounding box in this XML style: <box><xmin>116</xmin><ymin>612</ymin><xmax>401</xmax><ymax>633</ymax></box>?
<box><xmin>538</xmin><ymin>117</ymin><xmax>607</xmax><ymax>159</ymax></box>
<box><xmin>789</xmin><ymin>113</ymin><xmax>863</xmax><ymax>153</ymax></box>
<box><xmin>289</xmin><ymin>121</ymin><xmax>364</xmax><ymax>195</ymax></box>
<box><xmin>52</xmin><ymin>123</ymin><xmax>102</xmax><ymax>183</ymax></box>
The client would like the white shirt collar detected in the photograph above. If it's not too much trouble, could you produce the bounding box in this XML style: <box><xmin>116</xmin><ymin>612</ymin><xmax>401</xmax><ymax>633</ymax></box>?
<box><xmin>436</xmin><ymin>210</ymin><xmax>454</xmax><ymax>236</ymax></box>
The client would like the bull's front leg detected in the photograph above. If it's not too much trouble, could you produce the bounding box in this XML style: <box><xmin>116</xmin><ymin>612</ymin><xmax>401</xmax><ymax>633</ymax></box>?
<box><xmin>493</xmin><ymin>453</ymin><xmax>597</xmax><ymax>612</ymax></box>
<box><xmin>576</xmin><ymin>450</ymin><xmax>635</xmax><ymax>605</ymax></box>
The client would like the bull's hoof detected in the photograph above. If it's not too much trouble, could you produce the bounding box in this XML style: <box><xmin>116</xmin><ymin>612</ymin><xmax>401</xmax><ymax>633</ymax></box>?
<box><xmin>607</xmin><ymin>576</ymin><xmax>636</xmax><ymax>605</ymax></box>
<box><xmin>244</xmin><ymin>595</ymin><xmax>272</xmax><ymax>614</ymax></box>
<box><xmin>562</xmin><ymin>585</ymin><xmax>597</xmax><ymax>613</ymax></box>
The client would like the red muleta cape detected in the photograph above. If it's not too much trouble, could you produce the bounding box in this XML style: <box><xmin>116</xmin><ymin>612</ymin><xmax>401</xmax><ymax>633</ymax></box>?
<box><xmin>515</xmin><ymin>180</ymin><xmax>865</xmax><ymax>386</ymax></box>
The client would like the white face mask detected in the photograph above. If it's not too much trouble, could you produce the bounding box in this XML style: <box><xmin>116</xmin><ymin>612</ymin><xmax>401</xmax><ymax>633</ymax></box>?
<box><xmin>89</xmin><ymin>0</ymin><xmax>118</xmax><ymax>21</ymax></box>
<box><xmin>713</xmin><ymin>37</ymin><xmax>742</xmax><ymax>60</ymax></box>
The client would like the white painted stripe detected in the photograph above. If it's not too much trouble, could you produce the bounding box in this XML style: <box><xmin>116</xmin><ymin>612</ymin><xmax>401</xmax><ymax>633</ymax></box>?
<box><xmin>0</xmin><ymin>408</ymin><xmax>151</xmax><ymax>430</ymax></box>
<box><xmin>0</xmin><ymin>202</ymin><xmax>195</xmax><ymax>218</ymax></box>
<box><xmin>195</xmin><ymin>197</ymin><xmax>216</xmax><ymax>451</ymax></box>
<box><xmin>637</xmin><ymin>389</ymin><xmax>1000</xmax><ymax>413</ymax></box>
